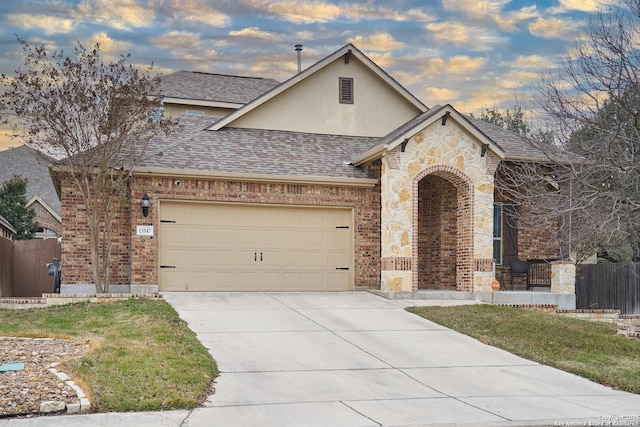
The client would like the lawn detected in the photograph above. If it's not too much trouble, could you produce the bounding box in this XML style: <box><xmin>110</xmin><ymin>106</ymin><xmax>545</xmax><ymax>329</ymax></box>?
<box><xmin>407</xmin><ymin>304</ymin><xmax>640</xmax><ymax>394</ymax></box>
<box><xmin>0</xmin><ymin>298</ymin><xmax>217</xmax><ymax>412</ymax></box>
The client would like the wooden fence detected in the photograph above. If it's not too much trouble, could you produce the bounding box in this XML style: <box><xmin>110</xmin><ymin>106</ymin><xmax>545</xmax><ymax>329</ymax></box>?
<box><xmin>0</xmin><ymin>238</ymin><xmax>61</xmax><ymax>298</ymax></box>
<box><xmin>0</xmin><ymin>237</ymin><xmax>13</xmax><ymax>297</ymax></box>
<box><xmin>576</xmin><ymin>263</ymin><xmax>640</xmax><ymax>314</ymax></box>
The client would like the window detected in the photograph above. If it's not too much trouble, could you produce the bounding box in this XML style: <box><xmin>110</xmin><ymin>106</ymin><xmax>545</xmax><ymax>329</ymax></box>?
<box><xmin>493</xmin><ymin>203</ymin><xmax>502</xmax><ymax>264</ymax></box>
<box><xmin>339</xmin><ymin>77</ymin><xmax>354</xmax><ymax>104</ymax></box>
<box><xmin>493</xmin><ymin>203</ymin><xmax>519</xmax><ymax>265</ymax></box>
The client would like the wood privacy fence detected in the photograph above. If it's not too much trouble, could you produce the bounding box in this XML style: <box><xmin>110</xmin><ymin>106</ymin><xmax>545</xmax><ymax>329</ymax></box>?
<box><xmin>0</xmin><ymin>238</ymin><xmax>61</xmax><ymax>297</ymax></box>
<box><xmin>576</xmin><ymin>263</ymin><xmax>640</xmax><ymax>314</ymax></box>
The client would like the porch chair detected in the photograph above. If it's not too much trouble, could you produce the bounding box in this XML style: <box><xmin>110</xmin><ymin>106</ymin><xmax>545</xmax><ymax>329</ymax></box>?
<box><xmin>508</xmin><ymin>260</ymin><xmax>530</xmax><ymax>291</ymax></box>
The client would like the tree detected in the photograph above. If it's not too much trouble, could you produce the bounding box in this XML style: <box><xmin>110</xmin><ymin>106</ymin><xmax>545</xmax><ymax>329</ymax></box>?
<box><xmin>0</xmin><ymin>175</ymin><xmax>37</xmax><ymax>240</ymax></box>
<box><xmin>0</xmin><ymin>38</ymin><xmax>178</xmax><ymax>292</ymax></box>
<box><xmin>534</xmin><ymin>0</ymin><xmax>640</xmax><ymax>262</ymax></box>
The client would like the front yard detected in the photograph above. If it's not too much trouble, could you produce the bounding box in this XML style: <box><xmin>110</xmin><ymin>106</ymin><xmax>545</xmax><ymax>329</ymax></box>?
<box><xmin>408</xmin><ymin>304</ymin><xmax>640</xmax><ymax>394</ymax></box>
<box><xmin>0</xmin><ymin>299</ymin><xmax>217</xmax><ymax>413</ymax></box>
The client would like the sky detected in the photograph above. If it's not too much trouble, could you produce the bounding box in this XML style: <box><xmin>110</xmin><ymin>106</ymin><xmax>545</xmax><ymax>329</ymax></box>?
<box><xmin>0</xmin><ymin>0</ymin><xmax>619</xmax><ymax>151</ymax></box>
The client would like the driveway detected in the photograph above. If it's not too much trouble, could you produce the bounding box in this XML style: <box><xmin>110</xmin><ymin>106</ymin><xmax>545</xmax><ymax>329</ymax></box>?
<box><xmin>162</xmin><ymin>291</ymin><xmax>640</xmax><ymax>426</ymax></box>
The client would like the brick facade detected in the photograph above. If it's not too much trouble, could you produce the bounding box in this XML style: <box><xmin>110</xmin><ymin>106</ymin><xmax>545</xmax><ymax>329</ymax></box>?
<box><xmin>61</xmin><ymin>174</ymin><xmax>381</xmax><ymax>290</ymax></box>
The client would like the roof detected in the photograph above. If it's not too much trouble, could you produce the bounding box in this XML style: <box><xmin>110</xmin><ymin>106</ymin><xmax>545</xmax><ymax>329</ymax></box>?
<box><xmin>136</xmin><ymin>115</ymin><xmax>378</xmax><ymax>181</ymax></box>
<box><xmin>208</xmin><ymin>44</ymin><xmax>428</xmax><ymax>131</ymax></box>
<box><xmin>0</xmin><ymin>145</ymin><xmax>61</xmax><ymax>216</ymax></box>
<box><xmin>0</xmin><ymin>214</ymin><xmax>16</xmax><ymax>234</ymax></box>
<box><xmin>158</xmin><ymin>71</ymin><xmax>280</xmax><ymax>105</ymax></box>
<box><xmin>465</xmin><ymin>116</ymin><xmax>552</xmax><ymax>162</ymax></box>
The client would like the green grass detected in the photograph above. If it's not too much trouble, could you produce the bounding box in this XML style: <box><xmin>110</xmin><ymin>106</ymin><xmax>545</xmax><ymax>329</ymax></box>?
<box><xmin>0</xmin><ymin>299</ymin><xmax>217</xmax><ymax>412</ymax></box>
<box><xmin>407</xmin><ymin>305</ymin><xmax>640</xmax><ymax>394</ymax></box>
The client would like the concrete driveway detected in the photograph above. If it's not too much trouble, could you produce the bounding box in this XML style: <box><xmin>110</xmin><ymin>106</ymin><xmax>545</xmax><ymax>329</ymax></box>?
<box><xmin>161</xmin><ymin>291</ymin><xmax>640</xmax><ymax>426</ymax></box>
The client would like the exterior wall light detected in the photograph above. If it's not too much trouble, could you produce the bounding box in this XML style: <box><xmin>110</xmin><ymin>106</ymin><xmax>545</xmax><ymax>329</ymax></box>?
<box><xmin>141</xmin><ymin>193</ymin><xmax>150</xmax><ymax>217</ymax></box>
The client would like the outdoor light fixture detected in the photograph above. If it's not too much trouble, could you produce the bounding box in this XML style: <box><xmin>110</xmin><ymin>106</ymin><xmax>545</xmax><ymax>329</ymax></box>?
<box><xmin>141</xmin><ymin>193</ymin><xmax>150</xmax><ymax>217</ymax></box>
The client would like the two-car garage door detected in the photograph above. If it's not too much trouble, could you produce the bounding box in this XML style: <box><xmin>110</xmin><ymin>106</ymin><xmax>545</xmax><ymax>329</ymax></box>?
<box><xmin>158</xmin><ymin>202</ymin><xmax>353</xmax><ymax>291</ymax></box>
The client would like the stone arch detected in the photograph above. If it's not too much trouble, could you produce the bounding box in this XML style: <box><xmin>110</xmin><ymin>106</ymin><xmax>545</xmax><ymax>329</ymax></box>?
<box><xmin>412</xmin><ymin>165</ymin><xmax>474</xmax><ymax>292</ymax></box>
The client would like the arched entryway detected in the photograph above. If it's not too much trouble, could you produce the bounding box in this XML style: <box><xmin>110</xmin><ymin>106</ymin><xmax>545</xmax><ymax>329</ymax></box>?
<box><xmin>413</xmin><ymin>166</ymin><xmax>474</xmax><ymax>291</ymax></box>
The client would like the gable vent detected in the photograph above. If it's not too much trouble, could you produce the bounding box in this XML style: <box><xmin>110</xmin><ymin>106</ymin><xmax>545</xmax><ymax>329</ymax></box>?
<box><xmin>339</xmin><ymin>77</ymin><xmax>354</xmax><ymax>104</ymax></box>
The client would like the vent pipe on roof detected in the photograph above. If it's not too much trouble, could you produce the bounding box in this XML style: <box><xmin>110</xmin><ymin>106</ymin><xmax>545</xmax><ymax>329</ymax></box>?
<box><xmin>295</xmin><ymin>44</ymin><xmax>302</xmax><ymax>74</ymax></box>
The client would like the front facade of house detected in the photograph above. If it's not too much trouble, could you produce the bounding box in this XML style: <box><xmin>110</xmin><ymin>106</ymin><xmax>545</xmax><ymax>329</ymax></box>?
<box><xmin>56</xmin><ymin>44</ymin><xmax>574</xmax><ymax>303</ymax></box>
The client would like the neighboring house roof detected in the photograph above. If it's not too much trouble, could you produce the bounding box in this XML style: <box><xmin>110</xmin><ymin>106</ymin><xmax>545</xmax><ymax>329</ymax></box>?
<box><xmin>158</xmin><ymin>70</ymin><xmax>280</xmax><ymax>106</ymax></box>
<box><xmin>27</xmin><ymin>195</ymin><xmax>62</xmax><ymax>222</ymax></box>
<box><xmin>208</xmin><ymin>44</ymin><xmax>428</xmax><ymax>131</ymax></box>
<box><xmin>0</xmin><ymin>145</ymin><xmax>61</xmax><ymax>217</ymax></box>
<box><xmin>0</xmin><ymin>214</ymin><xmax>16</xmax><ymax>235</ymax></box>
<box><xmin>136</xmin><ymin>115</ymin><xmax>379</xmax><ymax>185</ymax></box>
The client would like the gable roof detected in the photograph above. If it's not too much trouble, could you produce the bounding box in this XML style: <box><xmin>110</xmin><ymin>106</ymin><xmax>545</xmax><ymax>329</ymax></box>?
<box><xmin>207</xmin><ymin>44</ymin><xmax>428</xmax><ymax>131</ymax></box>
<box><xmin>0</xmin><ymin>145</ymin><xmax>61</xmax><ymax>217</ymax></box>
<box><xmin>159</xmin><ymin>70</ymin><xmax>280</xmax><ymax>107</ymax></box>
<box><xmin>351</xmin><ymin>104</ymin><xmax>506</xmax><ymax>165</ymax></box>
<box><xmin>135</xmin><ymin>115</ymin><xmax>379</xmax><ymax>186</ymax></box>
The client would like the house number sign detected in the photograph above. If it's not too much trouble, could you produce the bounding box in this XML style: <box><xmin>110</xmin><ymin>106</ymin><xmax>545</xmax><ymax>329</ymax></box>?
<box><xmin>136</xmin><ymin>225</ymin><xmax>154</xmax><ymax>236</ymax></box>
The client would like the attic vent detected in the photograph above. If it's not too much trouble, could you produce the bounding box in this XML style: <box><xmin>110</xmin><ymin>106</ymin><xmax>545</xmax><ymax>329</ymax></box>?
<box><xmin>339</xmin><ymin>77</ymin><xmax>354</xmax><ymax>104</ymax></box>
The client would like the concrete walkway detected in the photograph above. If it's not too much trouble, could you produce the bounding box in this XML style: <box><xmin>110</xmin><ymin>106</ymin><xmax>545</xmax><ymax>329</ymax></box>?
<box><xmin>3</xmin><ymin>291</ymin><xmax>640</xmax><ymax>426</ymax></box>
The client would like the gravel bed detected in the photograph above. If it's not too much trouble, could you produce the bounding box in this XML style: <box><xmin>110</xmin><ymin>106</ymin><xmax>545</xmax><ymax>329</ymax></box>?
<box><xmin>0</xmin><ymin>336</ymin><xmax>90</xmax><ymax>417</ymax></box>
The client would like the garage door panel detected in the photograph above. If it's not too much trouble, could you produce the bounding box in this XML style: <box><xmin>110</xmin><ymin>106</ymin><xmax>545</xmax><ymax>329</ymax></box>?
<box><xmin>159</xmin><ymin>202</ymin><xmax>352</xmax><ymax>291</ymax></box>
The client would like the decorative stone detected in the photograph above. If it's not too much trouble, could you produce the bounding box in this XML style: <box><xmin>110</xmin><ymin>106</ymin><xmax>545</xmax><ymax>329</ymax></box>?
<box><xmin>66</xmin><ymin>402</ymin><xmax>81</xmax><ymax>414</ymax></box>
<box><xmin>80</xmin><ymin>398</ymin><xmax>91</xmax><ymax>413</ymax></box>
<box><xmin>39</xmin><ymin>401</ymin><xmax>66</xmax><ymax>413</ymax></box>
<box><xmin>398</xmin><ymin>188</ymin><xmax>411</xmax><ymax>203</ymax></box>
<box><xmin>401</xmin><ymin>231</ymin><xmax>410</xmax><ymax>247</ymax></box>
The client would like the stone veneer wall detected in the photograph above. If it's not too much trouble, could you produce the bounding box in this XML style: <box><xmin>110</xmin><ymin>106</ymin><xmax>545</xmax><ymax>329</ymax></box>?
<box><xmin>380</xmin><ymin>120</ymin><xmax>500</xmax><ymax>293</ymax></box>
<box><xmin>125</xmin><ymin>176</ymin><xmax>382</xmax><ymax>289</ymax></box>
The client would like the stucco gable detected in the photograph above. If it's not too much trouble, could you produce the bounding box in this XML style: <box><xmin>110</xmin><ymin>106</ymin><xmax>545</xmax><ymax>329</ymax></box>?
<box><xmin>207</xmin><ymin>44</ymin><xmax>427</xmax><ymax>137</ymax></box>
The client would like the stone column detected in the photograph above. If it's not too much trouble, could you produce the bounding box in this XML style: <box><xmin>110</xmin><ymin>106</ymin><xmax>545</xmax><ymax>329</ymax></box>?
<box><xmin>551</xmin><ymin>260</ymin><xmax>576</xmax><ymax>294</ymax></box>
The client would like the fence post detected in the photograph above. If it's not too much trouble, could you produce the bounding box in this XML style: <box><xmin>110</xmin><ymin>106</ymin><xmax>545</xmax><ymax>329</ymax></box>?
<box><xmin>551</xmin><ymin>260</ymin><xmax>576</xmax><ymax>295</ymax></box>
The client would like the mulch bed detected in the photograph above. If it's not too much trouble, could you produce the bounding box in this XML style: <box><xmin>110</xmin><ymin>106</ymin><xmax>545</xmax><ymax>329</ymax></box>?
<box><xmin>0</xmin><ymin>337</ymin><xmax>90</xmax><ymax>417</ymax></box>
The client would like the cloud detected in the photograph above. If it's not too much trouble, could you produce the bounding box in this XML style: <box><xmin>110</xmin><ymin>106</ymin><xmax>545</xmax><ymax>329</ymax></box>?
<box><xmin>553</xmin><ymin>0</ymin><xmax>616</xmax><ymax>13</ymax></box>
<box><xmin>7</xmin><ymin>13</ymin><xmax>75</xmax><ymax>35</ymax></box>
<box><xmin>166</xmin><ymin>0</ymin><xmax>231</xmax><ymax>27</ymax></box>
<box><xmin>508</xmin><ymin>55</ymin><xmax>554</xmax><ymax>70</ymax></box>
<box><xmin>264</xmin><ymin>1</ymin><xmax>342</xmax><ymax>23</ymax></box>
<box><xmin>81</xmin><ymin>0</ymin><xmax>155</xmax><ymax>30</ymax></box>
<box><xmin>348</xmin><ymin>33</ymin><xmax>405</xmax><ymax>51</ymax></box>
<box><xmin>82</xmin><ymin>32</ymin><xmax>132</xmax><ymax>58</ymax></box>
<box><xmin>440</xmin><ymin>0</ymin><xmax>538</xmax><ymax>31</ymax></box>
<box><xmin>252</xmin><ymin>1</ymin><xmax>433</xmax><ymax>24</ymax></box>
<box><xmin>529</xmin><ymin>17</ymin><xmax>579</xmax><ymax>40</ymax></box>
<box><xmin>151</xmin><ymin>31</ymin><xmax>201</xmax><ymax>50</ymax></box>
<box><xmin>422</xmin><ymin>56</ymin><xmax>487</xmax><ymax>75</ymax></box>
<box><xmin>423</xmin><ymin>86</ymin><xmax>458</xmax><ymax>103</ymax></box>
<box><xmin>229</xmin><ymin>27</ymin><xmax>278</xmax><ymax>40</ymax></box>
<box><xmin>425</xmin><ymin>21</ymin><xmax>504</xmax><ymax>50</ymax></box>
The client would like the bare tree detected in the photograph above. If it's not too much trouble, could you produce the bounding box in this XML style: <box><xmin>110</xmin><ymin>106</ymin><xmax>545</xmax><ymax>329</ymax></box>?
<box><xmin>487</xmin><ymin>2</ymin><xmax>640</xmax><ymax>262</ymax></box>
<box><xmin>0</xmin><ymin>38</ymin><xmax>178</xmax><ymax>292</ymax></box>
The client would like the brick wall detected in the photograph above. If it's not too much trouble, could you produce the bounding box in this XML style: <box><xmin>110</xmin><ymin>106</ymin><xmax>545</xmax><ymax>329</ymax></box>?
<box><xmin>418</xmin><ymin>175</ymin><xmax>458</xmax><ymax>290</ymax></box>
<box><xmin>31</xmin><ymin>201</ymin><xmax>61</xmax><ymax>234</ymax></box>
<box><xmin>60</xmin><ymin>174</ymin><xmax>382</xmax><ymax>290</ymax></box>
<box><xmin>60</xmin><ymin>176</ymin><xmax>131</xmax><ymax>287</ymax></box>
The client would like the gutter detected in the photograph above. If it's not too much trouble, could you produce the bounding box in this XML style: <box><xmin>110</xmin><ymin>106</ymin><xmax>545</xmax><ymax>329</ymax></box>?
<box><xmin>133</xmin><ymin>167</ymin><xmax>379</xmax><ymax>188</ymax></box>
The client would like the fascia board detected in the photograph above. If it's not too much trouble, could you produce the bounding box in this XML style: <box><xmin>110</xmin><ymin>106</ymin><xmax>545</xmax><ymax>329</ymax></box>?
<box><xmin>162</xmin><ymin>97</ymin><xmax>243</xmax><ymax>109</ymax></box>
<box><xmin>133</xmin><ymin>167</ymin><xmax>379</xmax><ymax>188</ymax></box>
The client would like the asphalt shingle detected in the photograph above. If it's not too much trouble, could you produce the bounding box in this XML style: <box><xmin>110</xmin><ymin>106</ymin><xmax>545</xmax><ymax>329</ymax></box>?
<box><xmin>158</xmin><ymin>71</ymin><xmax>280</xmax><ymax>105</ymax></box>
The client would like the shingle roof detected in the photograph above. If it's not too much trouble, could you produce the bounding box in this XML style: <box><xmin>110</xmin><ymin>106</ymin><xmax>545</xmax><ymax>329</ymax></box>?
<box><xmin>139</xmin><ymin>115</ymin><xmax>378</xmax><ymax>179</ymax></box>
<box><xmin>158</xmin><ymin>71</ymin><xmax>280</xmax><ymax>104</ymax></box>
<box><xmin>465</xmin><ymin>116</ymin><xmax>550</xmax><ymax>161</ymax></box>
<box><xmin>0</xmin><ymin>145</ymin><xmax>61</xmax><ymax>216</ymax></box>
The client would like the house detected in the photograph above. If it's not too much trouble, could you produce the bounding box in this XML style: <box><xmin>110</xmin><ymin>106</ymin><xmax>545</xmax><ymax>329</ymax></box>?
<box><xmin>54</xmin><ymin>44</ymin><xmax>576</xmax><ymax>307</ymax></box>
<box><xmin>0</xmin><ymin>145</ymin><xmax>62</xmax><ymax>238</ymax></box>
<box><xmin>0</xmin><ymin>214</ymin><xmax>16</xmax><ymax>240</ymax></box>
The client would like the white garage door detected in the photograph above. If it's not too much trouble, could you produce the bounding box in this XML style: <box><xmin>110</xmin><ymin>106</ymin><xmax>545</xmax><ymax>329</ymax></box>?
<box><xmin>159</xmin><ymin>202</ymin><xmax>353</xmax><ymax>291</ymax></box>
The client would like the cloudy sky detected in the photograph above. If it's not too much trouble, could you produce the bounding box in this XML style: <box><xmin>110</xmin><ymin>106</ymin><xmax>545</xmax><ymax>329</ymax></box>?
<box><xmin>0</xmin><ymin>0</ymin><xmax>618</xmax><ymax>150</ymax></box>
